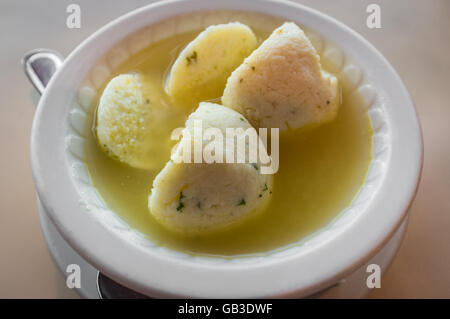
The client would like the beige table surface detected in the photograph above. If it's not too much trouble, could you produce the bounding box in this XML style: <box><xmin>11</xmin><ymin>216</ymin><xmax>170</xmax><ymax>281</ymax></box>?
<box><xmin>0</xmin><ymin>0</ymin><xmax>449</xmax><ymax>298</ymax></box>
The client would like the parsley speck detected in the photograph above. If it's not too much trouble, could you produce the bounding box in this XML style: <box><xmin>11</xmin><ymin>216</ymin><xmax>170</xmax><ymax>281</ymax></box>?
<box><xmin>186</xmin><ymin>51</ymin><xmax>198</xmax><ymax>65</ymax></box>
<box><xmin>176</xmin><ymin>191</ymin><xmax>185</xmax><ymax>212</ymax></box>
<box><xmin>237</xmin><ymin>198</ymin><xmax>246</xmax><ymax>206</ymax></box>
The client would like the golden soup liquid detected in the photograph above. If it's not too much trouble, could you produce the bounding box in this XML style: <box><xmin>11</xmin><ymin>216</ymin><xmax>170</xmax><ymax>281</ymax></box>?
<box><xmin>84</xmin><ymin>26</ymin><xmax>373</xmax><ymax>257</ymax></box>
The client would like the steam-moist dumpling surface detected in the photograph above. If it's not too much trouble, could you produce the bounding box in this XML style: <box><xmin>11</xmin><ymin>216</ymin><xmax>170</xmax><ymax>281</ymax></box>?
<box><xmin>96</xmin><ymin>73</ymin><xmax>169</xmax><ymax>169</ymax></box>
<box><xmin>166</xmin><ymin>22</ymin><xmax>257</xmax><ymax>106</ymax></box>
<box><xmin>222</xmin><ymin>22</ymin><xmax>340</xmax><ymax>132</ymax></box>
<box><xmin>148</xmin><ymin>103</ymin><xmax>273</xmax><ymax>234</ymax></box>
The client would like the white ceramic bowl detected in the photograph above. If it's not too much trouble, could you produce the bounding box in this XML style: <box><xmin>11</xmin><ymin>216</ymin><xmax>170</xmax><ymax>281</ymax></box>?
<box><xmin>30</xmin><ymin>0</ymin><xmax>422</xmax><ymax>298</ymax></box>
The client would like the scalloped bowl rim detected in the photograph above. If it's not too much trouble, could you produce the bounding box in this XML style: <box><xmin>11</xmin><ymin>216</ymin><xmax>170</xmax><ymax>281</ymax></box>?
<box><xmin>30</xmin><ymin>0</ymin><xmax>422</xmax><ymax>298</ymax></box>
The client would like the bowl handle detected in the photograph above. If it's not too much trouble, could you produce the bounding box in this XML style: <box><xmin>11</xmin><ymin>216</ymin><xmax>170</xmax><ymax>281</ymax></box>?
<box><xmin>22</xmin><ymin>49</ymin><xmax>64</xmax><ymax>96</ymax></box>
<box><xmin>23</xmin><ymin>48</ymin><xmax>152</xmax><ymax>299</ymax></box>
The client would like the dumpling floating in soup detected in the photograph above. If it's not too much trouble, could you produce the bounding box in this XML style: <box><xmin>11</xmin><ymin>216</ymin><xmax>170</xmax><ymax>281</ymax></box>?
<box><xmin>166</xmin><ymin>22</ymin><xmax>257</xmax><ymax>107</ymax></box>
<box><xmin>222</xmin><ymin>22</ymin><xmax>339</xmax><ymax>132</ymax></box>
<box><xmin>96</xmin><ymin>73</ymin><xmax>171</xmax><ymax>169</ymax></box>
<box><xmin>148</xmin><ymin>103</ymin><xmax>273</xmax><ymax>235</ymax></box>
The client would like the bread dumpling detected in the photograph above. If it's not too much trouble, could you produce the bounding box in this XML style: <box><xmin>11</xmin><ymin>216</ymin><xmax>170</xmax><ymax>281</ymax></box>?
<box><xmin>96</xmin><ymin>73</ymin><xmax>170</xmax><ymax>169</ymax></box>
<box><xmin>222</xmin><ymin>22</ymin><xmax>339</xmax><ymax>132</ymax></box>
<box><xmin>148</xmin><ymin>103</ymin><xmax>273</xmax><ymax>234</ymax></box>
<box><xmin>166</xmin><ymin>23</ymin><xmax>257</xmax><ymax>107</ymax></box>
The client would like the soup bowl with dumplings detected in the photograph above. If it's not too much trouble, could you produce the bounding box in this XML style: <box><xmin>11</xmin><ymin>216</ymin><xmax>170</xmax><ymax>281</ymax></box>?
<box><xmin>27</xmin><ymin>0</ymin><xmax>422</xmax><ymax>298</ymax></box>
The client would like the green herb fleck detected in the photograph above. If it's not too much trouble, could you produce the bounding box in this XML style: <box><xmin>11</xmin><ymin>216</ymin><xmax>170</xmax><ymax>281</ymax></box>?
<box><xmin>176</xmin><ymin>202</ymin><xmax>184</xmax><ymax>212</ymax></box>
<box><xmin>262</xmin><ymin>183</ymin><xmax>268</xmax><ymax>192</ymax></box>
<box><xmin>186</xmin><ymin>51</ymin><xmax>198</xmax><ymax>65</ymax></box>
<box><xmin>326</xmin><ymin>100</ymin><xmax>330</xmax><ymax>104</ymax></box>
<box><xmin>237</xmin><ymin>198</ymin><xmax>246</xmax><ymax>206</ymax></box>
<box><xmin>146</xmin><ymin>99</ymin><xmax>150</xmax><ymax>104</ymax></box>
<box><xmin>251</xmin><ymin>163</ymin><xmax>259</xmax><ymax>170</ymax></box>
<box><xmin>176</xmin><ymin>191</ymin><xmax>185</xmax><ymax>212</ymax></box>
<box><xmin>258</xmin><ymin>194</ymin><xmax>262</xmax><ymax>198</ymax></box>
<box><xmin>240</xmin><ymin>117</ymin><xmax>245</xmax><ymax>122</ymax></box>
